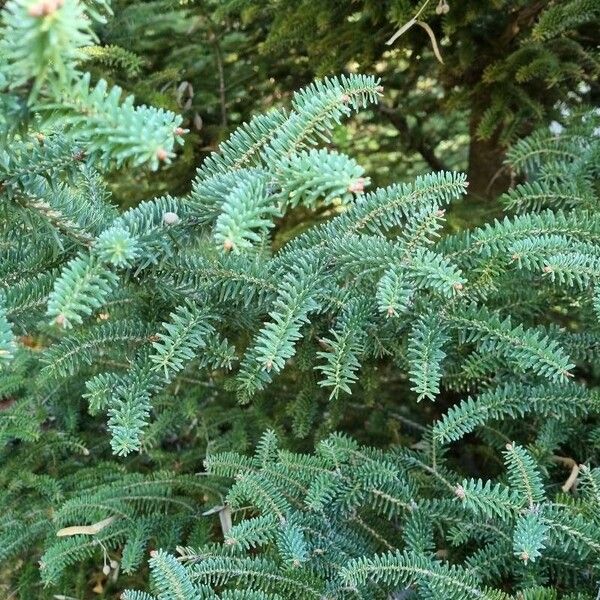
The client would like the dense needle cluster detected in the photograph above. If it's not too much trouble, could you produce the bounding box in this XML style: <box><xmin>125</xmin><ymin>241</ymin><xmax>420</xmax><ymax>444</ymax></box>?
<box><xmin>1</xmin><ymin>0</ymin><xmax>600</xmax><ymax>598</ymax></box>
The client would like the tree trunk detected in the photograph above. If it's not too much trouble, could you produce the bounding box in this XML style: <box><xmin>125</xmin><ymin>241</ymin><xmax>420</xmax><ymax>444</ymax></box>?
<box><xmin>467</xmin><ymin>105</ymin><xmax>512</xmax><ymax>200</ymax></box>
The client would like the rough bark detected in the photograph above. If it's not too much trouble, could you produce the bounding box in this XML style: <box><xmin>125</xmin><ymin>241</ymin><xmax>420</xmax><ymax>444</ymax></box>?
<box><xmin>467</xmin><ymin>105</ymin><xmax>512</xmax><ymax>200</ymax></box>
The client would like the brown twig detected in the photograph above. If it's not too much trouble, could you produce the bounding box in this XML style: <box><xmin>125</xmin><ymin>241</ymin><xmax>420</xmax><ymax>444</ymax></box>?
<box><xmin>378</xmin><ymin>104</ymin><xmax>449</xmax><ymax>172</ymax></box>
<box><xmin>553</xmin><ymin>455</ymin><xmax>580</xmax><ymax>492</ymax></box>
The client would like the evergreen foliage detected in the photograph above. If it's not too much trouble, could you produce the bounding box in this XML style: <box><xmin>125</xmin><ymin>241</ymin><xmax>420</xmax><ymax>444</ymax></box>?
<box><xmin>215</xmin><ymin>0</ymin><xmax>599</xmax><ymax>196</ymax></box>
<box><xmin>34</xmin><ymin>0</ymin><xmax>597</xmax><ymax>200</ymax></box>
<box><xmin>127</xmin><ymin>430</ymin><xmax>600</xmax><ymax>599</ymax></box>
<box><xmin>1</xmin><ymin>0</ymin><xmax>600</xmax><ymax>597</ymax></box>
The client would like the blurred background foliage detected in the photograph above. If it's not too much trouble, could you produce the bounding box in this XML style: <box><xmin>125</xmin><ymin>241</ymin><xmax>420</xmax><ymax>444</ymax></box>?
<box><xmin>89</xmin><ymin>0</ymin><xmax>598</xmax><ymax>216</ymax></box>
